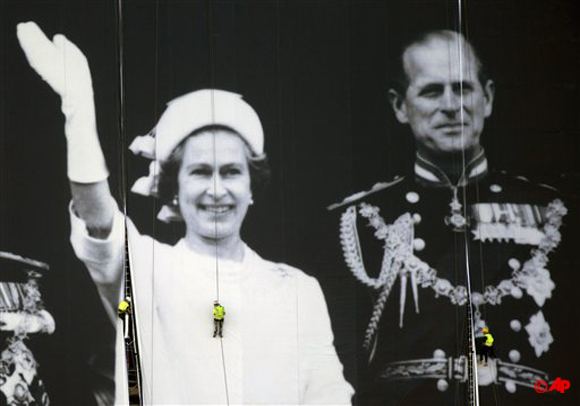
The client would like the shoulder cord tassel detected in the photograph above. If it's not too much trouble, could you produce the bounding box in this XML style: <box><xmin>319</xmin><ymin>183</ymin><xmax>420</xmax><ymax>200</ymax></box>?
<box><xmin>338</xmin><ymin>205</ymin><xmax>418</xmax><ymax>349</ymax></box>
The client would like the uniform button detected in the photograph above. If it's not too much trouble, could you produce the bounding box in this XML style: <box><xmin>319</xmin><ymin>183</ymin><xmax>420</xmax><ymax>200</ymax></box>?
<box><xmin>472</xmin><ymin>293</ymin><xmax>484</xmax><ymax>306</ymax></box>
<box><xmin>412</xmin><ymin>213</ymin><xmax>422</xmax><ymax>224</ymax></box>
<box><xmin>510</xmin><ymin>320</ymin><xmax>521</xmax><ymax>332</ymax></box>
<box><xmin>437</xmin><ymin>379</ymin><xmax>449</xmax><ymax>392</ymax></box>
<box><xmin>505</xmin><ymin>380</ymin><xmax>517</xmax><ymax>393</ymax></box>
<box><xmin>490</xmin><ymin>184</ymin><xmax>502</xmax><ymax>193</ymax></box>
<box><xmin>508</xmin><ymin>258</ymin><xmax>520</xmax><ymax>270</ymax></box>
<box><xmin>433</xmin><ymin>349</ymin><xmax>446</xmax><ymax>359</ymax></box>
<box><xmin>406</xmin><ymin>192</ymin><xmax>419</xmax><ymax>203</ymax></box>
<box><xmin>510</xmin><ymin>287</ymin><xmax>523</xmax><ymax>299</ymax></box>
<box><xmin>413</xmin><ymin>238</ymin><xmax>426</xmax><ymax>251</ymax></box>
<box><xmin>509</xmin><ymin>350</ymin><xmax>521</xmax><ymax>363</ymax></box>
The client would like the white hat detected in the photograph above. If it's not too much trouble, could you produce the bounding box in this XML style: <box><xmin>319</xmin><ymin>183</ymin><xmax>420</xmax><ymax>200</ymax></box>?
<box><xmin>128</xmin><ymin>89</ymin><xmax>264</xmax><ymax>222</ymax></box>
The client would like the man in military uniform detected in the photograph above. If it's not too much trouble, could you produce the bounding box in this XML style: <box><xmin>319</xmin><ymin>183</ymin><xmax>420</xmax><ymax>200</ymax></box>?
<box><xmin>0</xmin><ymin>251</ymin><xmax>55</xmax><ymax>405</ymax></box>
<box><xmin>329</xmin><ymin>30</ymin><xmax>577</xmax><ymax>405</ymax></box>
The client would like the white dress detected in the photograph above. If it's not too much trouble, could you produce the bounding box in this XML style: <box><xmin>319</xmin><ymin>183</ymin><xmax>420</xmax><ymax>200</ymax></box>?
<box><xmin>70</xmin><ymin>204</ymin><xmax>354</xmax><ymax>405</ymax></box>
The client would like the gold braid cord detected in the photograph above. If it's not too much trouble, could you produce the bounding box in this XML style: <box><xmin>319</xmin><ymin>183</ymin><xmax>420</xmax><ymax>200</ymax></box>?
<box><xmin>340</xmin><ymin>204</ymin><xmax>415</xmax><ymax>349</ymax></box>
<box><xmin>339</xmin><ymin>199</ymin><xmax>567</xmax><ymax>353</ymax></box>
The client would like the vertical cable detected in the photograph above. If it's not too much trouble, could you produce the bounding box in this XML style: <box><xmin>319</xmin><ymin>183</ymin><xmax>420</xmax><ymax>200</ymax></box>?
<box><xmin>207</xmin><ymin>1</ymin><xmax>230</xmax><ymax>404</ymax></box>
<box><xmin>116</xmin><ymin>2</ymin><xmax>127</xmax><ymax>217</ymax></box>
<box><xmin>148</xmin><ymin>0</ymin><xmax>161</xmax><ymax>402</ymax></box>
<box><xmin>115</xmin><ymin>1</ymin><xmax>140</xmax><ymax>403</ymax></box>
<box><xmin>461</xmin><ymin>10</ymin><xmax>501</xmax><ymax>406</ymax></box>
<box><xmin>207</xmin><ymin>2</ymin><xmax>220</xmax><ymax>304</ymax></box>
<box><xmin>442</xmin><ymin>3</ymin><xmax>462</xmax><ymax>402</ymax></box>
<box><xmin>455</xmin><ymin>0</ymin><xmax>480</xmax><ymax>404</ymax></box>
<box><xmin>271</xmin><ymin>0</ymin><xmax>301</xmax><ymax>397</ymax></box>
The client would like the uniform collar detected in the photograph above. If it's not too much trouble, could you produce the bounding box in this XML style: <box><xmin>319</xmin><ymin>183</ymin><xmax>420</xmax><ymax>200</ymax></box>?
<box><xmin>414</xmin><ymin>149</ymin><xmax>488</xmax><ymax>187</ymax></box>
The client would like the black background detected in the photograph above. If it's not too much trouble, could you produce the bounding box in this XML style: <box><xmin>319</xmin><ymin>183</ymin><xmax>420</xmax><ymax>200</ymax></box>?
<box><xmin>1</xmin><ymin>0</ymin><xmax>578</xmax><ymax>404</ymax></box>
<box><xmin>1</xmin><ymin>1</ymin><xmax>119</xmax><ymax>404</ymax></box>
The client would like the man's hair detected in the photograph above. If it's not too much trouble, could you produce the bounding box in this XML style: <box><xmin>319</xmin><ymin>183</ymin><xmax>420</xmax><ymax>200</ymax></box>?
<box><xmin>391</xmin><ymin>30</ymin><xmax>489</xmax><ymax>94</ymax></box>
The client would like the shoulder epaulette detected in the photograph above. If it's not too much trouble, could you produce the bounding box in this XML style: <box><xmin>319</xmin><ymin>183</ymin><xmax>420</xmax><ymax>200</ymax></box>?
<box><xmin>327</xmin><ymin>176</ymin><xmax>405</xmax><ymax>211</ymax></box>
<box><xmin>501</xmin><ymin>171</ymin><xmax>560</xmax><ymax>193</ymax></box>
<box><xmin>0</xmin><ymin>251</ymin><xmax>49</xmax><ymax>272</ymax></box>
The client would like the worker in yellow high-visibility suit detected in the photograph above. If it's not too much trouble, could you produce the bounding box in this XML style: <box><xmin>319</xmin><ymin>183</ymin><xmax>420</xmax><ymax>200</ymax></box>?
<box><xmin>118</xmin><ymin>297</ymin><xmax>131</xmax><ymax>340</ymax></box>
<box><xmin>213</xmin><ymin>301</ymin><xmax>225</xmax><ymax>338</ymax></box>
<box><xmin>118</xmin><ymin>298</ymin><xmax>131</xmax><ymax>316</ymax></box>
<box><xmin>482</xmin><ymin>327</ymin><xmax>495</xmax><ymax>365</ymax></box>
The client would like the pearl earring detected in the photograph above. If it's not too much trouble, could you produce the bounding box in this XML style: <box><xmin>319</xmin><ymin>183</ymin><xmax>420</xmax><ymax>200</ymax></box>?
<box><xmin>172</xmin><ymin>195</ymin><xmax>179</xmax><ymax>206</ymax></box>
<box><xmin>249</xmin><ymin>196</ymin><xmax>254</xmax><ymax>205</ymax></box>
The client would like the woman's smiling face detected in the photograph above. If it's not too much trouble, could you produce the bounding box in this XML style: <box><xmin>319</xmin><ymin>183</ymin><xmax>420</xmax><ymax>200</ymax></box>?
<box><xmin>176</xmin><ymin>130</ymin><xmax>252</xmax><ymax>244</ymax></box>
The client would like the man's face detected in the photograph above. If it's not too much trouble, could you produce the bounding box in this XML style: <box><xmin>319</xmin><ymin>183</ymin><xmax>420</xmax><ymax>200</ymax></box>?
<box><xmin>390</xmin><ymin>36</ymin><xmax>494</xmax><ymax>157</ymax></box>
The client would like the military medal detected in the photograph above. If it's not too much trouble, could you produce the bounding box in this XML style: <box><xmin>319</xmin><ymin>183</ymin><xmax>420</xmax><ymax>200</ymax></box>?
<box><xmin>445</xmin><ymin>187</ymin><xmax>468</xmax><ymax>231</ymax></box>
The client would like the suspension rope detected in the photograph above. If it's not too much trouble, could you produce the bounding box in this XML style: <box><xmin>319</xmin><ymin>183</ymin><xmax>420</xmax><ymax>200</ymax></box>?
<box><xmin>441</xmin><ymin>6</ymin><xmax>463</xmax><ymax>404</ymax></box>
<box><xmin>207</xmin><ymin>0</ymin><xmax>230</xmax><ymax>403</ymax></box>
<box><xmin>454</xmin><ymin>0</ymin><xmax>482</xmax><ymax>404</ymax></box>
<box><xmin>139</xmin><ymin>0</ymin><xmax>161</xmax><ymax>402</ymax></box>
<box><xmin>271</xmin><ymin>0</ymin><xmax>301</xmax><ymax>391</ymax></box>
<box><xmin>459</xmin><ymin>5</ymin><xmax>502</xmax><ymax>406</ymax></box>
<box><xmin>115</xmin><ymin>0</ymin><xmax>146</xmax><ymax>403</ymax></box>
<box><xmin>149</xmin><ymin>0</ymin><xmax>161</xmax><ymax>402</ymax></box>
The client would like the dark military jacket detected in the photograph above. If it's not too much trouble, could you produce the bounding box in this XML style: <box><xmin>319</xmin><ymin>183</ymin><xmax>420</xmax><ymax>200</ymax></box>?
<box><xmin>330</xmin><ymin>152</ymin><xmax>578</xmax><ymax>405</ymax></box>
<box><xmin>0</xmin><ymin>252</ymin><xmax>53</xmax><ymax>405</ymax></box>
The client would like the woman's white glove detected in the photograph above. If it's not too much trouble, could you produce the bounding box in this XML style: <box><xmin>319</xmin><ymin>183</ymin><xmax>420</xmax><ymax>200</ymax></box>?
<box><xmin>16</xmin><ymin>21</ymin><xmax>109</xmax><ymax>183</ymax></box>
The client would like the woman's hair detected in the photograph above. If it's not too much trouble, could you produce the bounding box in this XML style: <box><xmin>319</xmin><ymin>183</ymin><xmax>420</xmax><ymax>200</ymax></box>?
<box><xmin>157</xmin><ymin>125</ymin><xmax>271</xmax><ymax>205</ymax></box>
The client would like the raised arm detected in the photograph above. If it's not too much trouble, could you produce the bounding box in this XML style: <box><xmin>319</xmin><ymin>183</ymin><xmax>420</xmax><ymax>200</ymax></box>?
<box><xmin>16</xmin><ymin>22</ymin><xmax>114</xmax><ymax>238</ymax></box>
